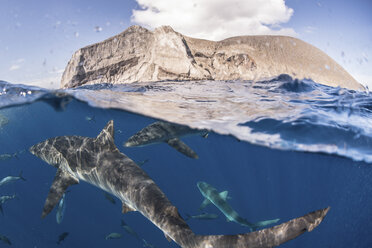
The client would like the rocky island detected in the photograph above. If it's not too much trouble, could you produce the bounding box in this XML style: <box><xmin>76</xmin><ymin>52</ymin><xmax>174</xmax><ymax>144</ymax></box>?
<box><xmin>61</xmin><ymin>25</ymin><xmax>363</xmax><ymax>91</ymax></box>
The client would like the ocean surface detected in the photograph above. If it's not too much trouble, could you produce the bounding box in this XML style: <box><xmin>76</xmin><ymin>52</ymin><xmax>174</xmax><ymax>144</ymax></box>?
<box><xmin>0</xmin><ymin>75</ymin><xmax>371</xmax><ymax>247</ymax></box>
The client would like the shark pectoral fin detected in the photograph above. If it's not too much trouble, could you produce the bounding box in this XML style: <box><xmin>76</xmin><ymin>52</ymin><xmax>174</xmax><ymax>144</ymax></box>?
<box><xmin>166</xmin><ymin>138</ymin><xmax>199</xmax><ymax>159</ymax></box>
<box><xmin>219</xmin><ymin>191</ymin><xmax>229</xmax><ymax>201</ymax></box>
<box><xmin>200</xmin><ymin>198</ymin><xmax>211</xmax><ymax>210</ymax></box>
<box><xmin>122</xmin><ymin>203</ymin><xmax>136</xmax><ymax>214</ymax></box>
<box><xmin>202</xmin><ymin>132</ymin><xmax>209</xmax><ymax>138</ymax></box>
<box><xmin>96</xmin><ymin>120</ymin><xmax>115</xmax><ymax>144</ymax></box>
<box><xmin>42</xmin><ymin>169</ymin><xmax>79</xmax><ymax>218</ymax></box>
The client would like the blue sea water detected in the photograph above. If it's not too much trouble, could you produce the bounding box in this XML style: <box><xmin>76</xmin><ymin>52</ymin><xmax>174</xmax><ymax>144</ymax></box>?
<box><xmin>0</xmin><ymin>75</ymin><xmax>371</xmax><ymax>247</ymax></box>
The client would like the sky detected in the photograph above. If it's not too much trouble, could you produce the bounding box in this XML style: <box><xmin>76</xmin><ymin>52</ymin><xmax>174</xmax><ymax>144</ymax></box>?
<box><xmin>0</xmin><ymin>0</ymin><xmax>371</xmax><ymax>89</ymax></box>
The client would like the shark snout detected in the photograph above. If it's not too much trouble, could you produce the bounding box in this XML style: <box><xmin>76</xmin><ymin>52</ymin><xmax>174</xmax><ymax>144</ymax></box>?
<box><xmin>197</xmin><ymin>181</ymin><xmax>207</xmax><ymax>191</ymax></box>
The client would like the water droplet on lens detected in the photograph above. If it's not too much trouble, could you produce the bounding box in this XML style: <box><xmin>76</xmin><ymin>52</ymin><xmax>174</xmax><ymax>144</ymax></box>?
<box><xmin>95</xmin><ymin>26</ymin><xmax>103</xmax><ymax>32</ymax></box>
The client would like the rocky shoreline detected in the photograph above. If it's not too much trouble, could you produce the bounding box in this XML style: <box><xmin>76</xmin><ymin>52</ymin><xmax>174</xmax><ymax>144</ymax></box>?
<box><xmin>61</xmin><ymin>25</ymin><xmax>363</xmax><ymax>91</ymax></box>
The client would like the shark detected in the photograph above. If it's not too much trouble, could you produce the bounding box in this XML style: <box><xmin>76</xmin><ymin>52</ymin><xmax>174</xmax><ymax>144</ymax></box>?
<box><xmin>29</xmin><ymin>120</ymin><xmax>330</xmax><ymax>248</ymax></box>
<box><xmin>124</xmin><ymin>121</ymin><xmax>208</xmax><ymax>159</ymax></box>
<box><xmin>197</xmin><ymin>181</ymin><xmax>279</xmax><ymax>231</ymax></box>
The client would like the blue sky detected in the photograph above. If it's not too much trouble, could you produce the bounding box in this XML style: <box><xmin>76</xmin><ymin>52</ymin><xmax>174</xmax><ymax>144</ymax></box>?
<box><xmin>0</xmin><ymin>0</ymin><xmax>371</xmax><ymax>89</ymax></box>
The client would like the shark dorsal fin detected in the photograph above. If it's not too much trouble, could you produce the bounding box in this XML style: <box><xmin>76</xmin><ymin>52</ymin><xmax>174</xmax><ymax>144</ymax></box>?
<box><xmin>42</xmin><ymin>169</ymin><xmax>79</xmax><ymax>218</ymax></box>
<box><xmin>96</xmin><ymin>120</ymin><xmax>115</xmax><ymax>144</ymax></box>
<box><xmin>166</xmin><ymin>138</ymin><xmax>199</xmax><ymax>159</ymax></box>
<box><xmin>219</xmin><ymin>191</ymin><xmax>229</xmax><ymax>201</ymax></box>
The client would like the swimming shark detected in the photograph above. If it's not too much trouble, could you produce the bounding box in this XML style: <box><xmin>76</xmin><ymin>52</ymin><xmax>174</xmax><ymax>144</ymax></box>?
<box><xmin>197</xmin><ymin>181</ymin><xmax>279</xmax><ymax>231</ymax></box>
<box><xmin>124</xmin><ymin>121</ymin><xmax>208</xmax><ymax>159</ymax></box>
<box><xmin>29</xmin><ymin>120</ymin><xmax>329</xmax><ymax>248</ymax></box>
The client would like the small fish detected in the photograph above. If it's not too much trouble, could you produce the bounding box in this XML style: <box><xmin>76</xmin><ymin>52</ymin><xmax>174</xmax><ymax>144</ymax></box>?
<box><xmin>57</xmin><ymin>232</ymin><xmax>69</xmax><ymax>245</ymax></box>
<box><xmin>135</xmin><ymin>159</ymin><xmax>149</xmax><ymax>167</ymax></box>
<box><xmin>105</xmin><ymin>232</ymin><xmax>122</xmax><ymax>240</ymax></box>
<box><xmin>0</xmin><ymin>150</ymin><xmax>25</xmax><ymax>161</ymax></box>
<box><xmin>0</xmin><ymin>171</ymin><xmax>26</xmax><ymax>187</ymax></box>
<box><xmin>121</xmin><ymin>219</ymin><xmax>140</xmax><ymax>240</ymax></box>
<box><xmin>143</xmin><ymin>239</ymin><xmax>156</xmax><ymax>248</ymax></box>
<box><xmin>104</xmin><ymin>192</ymin><xmax>116</xmax><ymax>205</ymax></box>
<box><xmin>85</xmin><ymin>116</ymin><xmax>96</xmax><ymax>122</ymax></box>
<box><xmin>0</xmin><ymin>234</ymin><xmax>11</xmax><ymax>245</ymax></box>
<box><xmin>0</xmin><ymin>153</ymin><xmax>16</xmax><ymax>161</ymax></box>
<box><xmin>56</xmin><ymin>192</ymin><xmax>67</xmax><ymax>224</ymax></box>
<box><xmin>0</xmin><ymin>194</ymin><xmax>16</xmax><ymax>215</ymax></box>
<box><xmin>0</xmin><ymin>114</ymin><xmax>9</xmax><ymax>128</ymax></box>
<box><xmin>185</xmin><ymin>212</ymin><xmax>219</xmax><ymax>221</ymax></box>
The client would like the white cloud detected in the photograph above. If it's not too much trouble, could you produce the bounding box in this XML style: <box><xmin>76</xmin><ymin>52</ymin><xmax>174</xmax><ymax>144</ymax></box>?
<box><xmin>9</xmin><ymin>64</ymin><xmax>20</xmax><ymax>71</ymax></box>
<box><xmin>131</xmin><ymin>0</ymin><xmax>296</xmax><ymax>40</ymax></box>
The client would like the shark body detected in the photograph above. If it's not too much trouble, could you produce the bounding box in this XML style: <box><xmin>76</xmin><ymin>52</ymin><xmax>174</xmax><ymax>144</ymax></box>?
<box><xmin>124</xmin><ymin>121</ymin><xmax>208</xmax><ymax>159</ymax></box>
<box><xmin>197</xmin><ymin>182</ymin><xmax>279</xmax><ymax>231</ymax></box>
<box><xmin>30</xmin><ymin>120</ymin><xmax>329</xmax><ymax>248</ymax></box>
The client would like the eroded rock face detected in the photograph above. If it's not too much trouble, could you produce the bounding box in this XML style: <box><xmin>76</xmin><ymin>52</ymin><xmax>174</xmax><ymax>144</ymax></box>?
<box><xmin>61</xmin><ymin>25</ymin><xmax>363</xmax><ymax>90</ymax></box>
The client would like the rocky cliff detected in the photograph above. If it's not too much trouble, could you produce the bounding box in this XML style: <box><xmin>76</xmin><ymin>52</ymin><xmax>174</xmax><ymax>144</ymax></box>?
<box><xmin>61</xmin><ymin>25</ymin><xmax>363</xmax><ymax>90</ymax></box>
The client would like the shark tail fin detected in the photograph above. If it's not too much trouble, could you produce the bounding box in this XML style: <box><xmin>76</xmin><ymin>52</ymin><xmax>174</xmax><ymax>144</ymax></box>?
<box><xmin>19</xmin><ymin>171</ymin><xmax>26</xmax><ymax>181</ymax></box>
<box><xmin>191</xmin><ymin>207</ymin><xmax>329</xmax><ymax>248</ymax></box>
<box><xmin>13</xmin><ymin>152</ymin><xmax>18</xmax><ymax>159</ymax></box>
